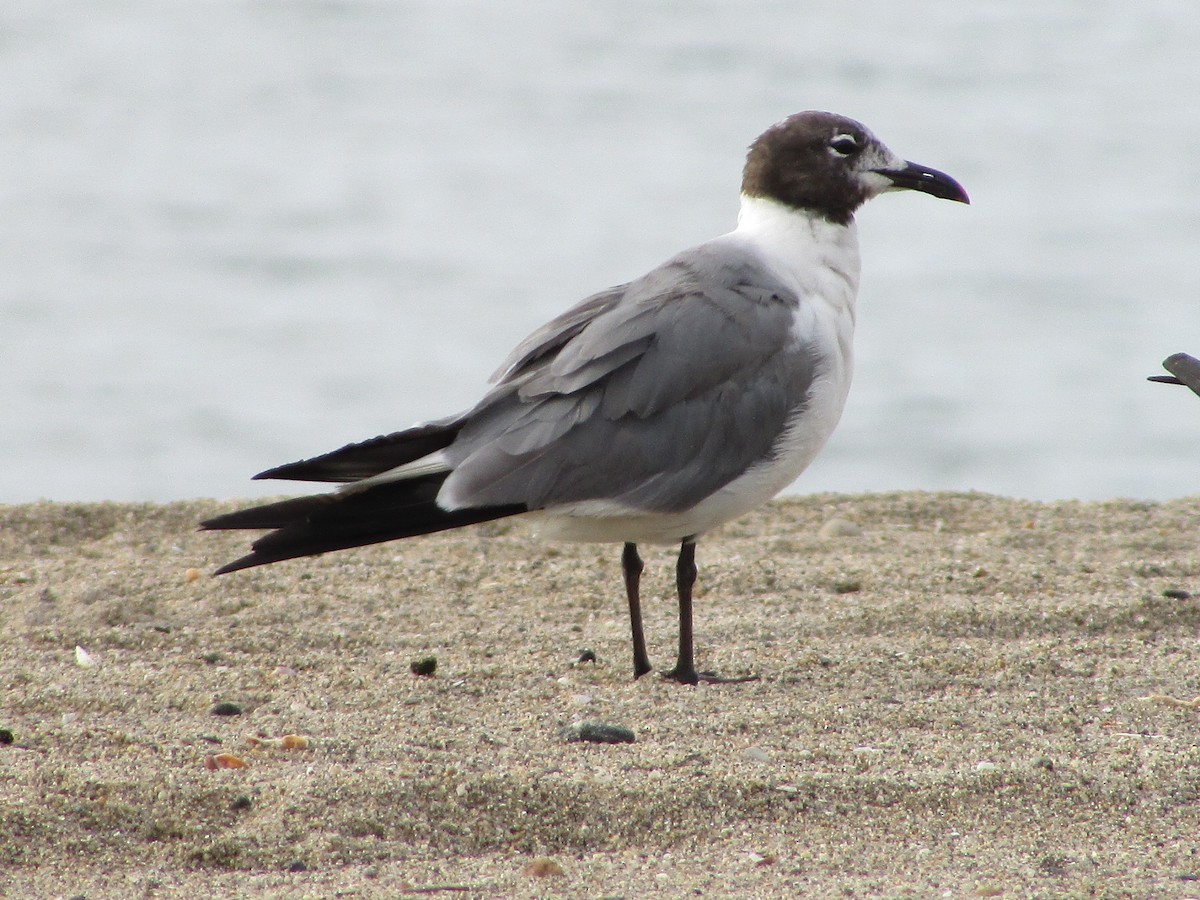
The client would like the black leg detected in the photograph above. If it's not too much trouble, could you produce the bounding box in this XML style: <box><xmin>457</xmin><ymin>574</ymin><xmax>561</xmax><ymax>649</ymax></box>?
<box><xmin>622</xmin><ymin>542</ymin><xmax>652</xmax><ymax>678</ymax></box>
<box><xmin>662</xmin><ymin>539</ymin><xmax>700</xmax><ymax>683</ymax></box>
<box><xmin>662</xmin><ymin>539</ymin><xmax>758</xmax><ymax>685</ymax></box>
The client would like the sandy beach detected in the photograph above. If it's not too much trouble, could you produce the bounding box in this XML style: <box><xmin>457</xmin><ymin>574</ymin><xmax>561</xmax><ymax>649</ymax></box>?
<box><xmin>2</xmin><ymin>492</ymin><xmax>1199</xmax><ymax>897</ymax></box>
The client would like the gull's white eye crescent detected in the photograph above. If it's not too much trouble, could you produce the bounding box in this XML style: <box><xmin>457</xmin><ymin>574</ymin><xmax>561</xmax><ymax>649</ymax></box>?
<box><xmin>828</xmin><ymin>134</ymin><xmax>859</xmax><ymax>157</ymax></box>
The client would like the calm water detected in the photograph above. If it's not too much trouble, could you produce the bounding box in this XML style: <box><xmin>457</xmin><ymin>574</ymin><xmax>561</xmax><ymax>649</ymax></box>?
<box><xmin>2</xmin><ymin>0</ymin><xmax>1199</xmax><ymax>503</ymax></box>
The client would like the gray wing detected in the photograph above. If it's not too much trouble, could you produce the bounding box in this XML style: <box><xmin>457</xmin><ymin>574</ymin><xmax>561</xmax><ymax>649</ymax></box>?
<box><xmin>489</xmin><ymin>285</ymin><xmax>630</xmax><ymax>383</ymax></box>
<box><xmin>442</xmin><ymin>242</ymin><xmax>822</xmax><ymax>513</ymax></box>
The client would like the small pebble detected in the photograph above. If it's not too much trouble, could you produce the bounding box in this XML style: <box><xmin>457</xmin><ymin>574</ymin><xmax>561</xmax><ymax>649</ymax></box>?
<box><xmin>560</xmin><ymin>722</ymin><xmax>636</xmax><ymax>744</ymax></box>
<box><xmin>819</xmin><ymin>517</ymin><xmax>862</xmax><ymax>538</ymax></box>
<box><xmin>743</xmin><ymin>746</ymin><xmax>771</xmax><ymax>763</ymax></box>
<box><xmin>852</xmin><ymin>746</ymin><xmax>882</xmax><ymax>770</ymax></box>
<box><xmin>410</xmin><ymin>656</ymin><xmax>437</xmax><ymax>677</ymax></box>
<box><xmin>210</xmin><ymin>701</ymin><xmax>243</xmax><ymax>717</ymax></box>
<box><xmin>184</xmin><ymin>567</ymin><xmax>202</xmax><ymax>583</ymax></box>
<box><xmin>74</xmin><ymin>645</ymin><xmax>98</xmax><ymax>668</ymax></box>
<box><xmin>246</xmin><ymin>733</ymin><xmax>310</xmax><ymax>751</ymax></box>
<box><xmin>522</xmin><ymin>857</ymin><xmax>565</xmax><ymax>878</ymax></box>
<box><xmin>204</xmin><ymin>753</ymin><xmax>247</xmax><ymax>770</ymax></box>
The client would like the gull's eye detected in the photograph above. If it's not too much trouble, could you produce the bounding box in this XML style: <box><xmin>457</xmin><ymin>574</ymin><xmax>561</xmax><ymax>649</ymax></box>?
<box><xmin>828</xmin><ymin>134</ymin><xmax>860</xmax><ymax>157</ymax></box>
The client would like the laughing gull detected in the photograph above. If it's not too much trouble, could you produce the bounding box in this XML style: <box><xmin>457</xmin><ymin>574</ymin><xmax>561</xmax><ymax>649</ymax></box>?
<box><xmin>203</xmin><ymin>111</ymin><xmax>969</xmax><ymax>684</ymax></box>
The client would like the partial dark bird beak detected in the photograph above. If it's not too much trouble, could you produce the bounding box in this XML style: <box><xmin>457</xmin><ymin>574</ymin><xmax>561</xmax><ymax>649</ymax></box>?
<box><xmin>1148</xmin><ymin>352</ymin><xmax>1200</xmax><ymax>398</ymax></box>
<box><xmin>880</xmin><ymin>161</ymin><xmax>970</xmax><ymax>204</ymax></box>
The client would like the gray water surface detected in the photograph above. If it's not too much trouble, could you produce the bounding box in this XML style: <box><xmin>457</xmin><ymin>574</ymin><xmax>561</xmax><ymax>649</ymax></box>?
<box><xmin>2</xmin><ymin>1</ymin><xmax>1198</xmax><ymax>502</ymax></box>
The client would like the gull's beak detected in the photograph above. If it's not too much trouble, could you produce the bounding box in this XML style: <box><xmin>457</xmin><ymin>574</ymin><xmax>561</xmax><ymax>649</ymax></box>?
<box><xmin>879</xmin><ymin>161</ymin><xmax>970</xmax><ymax>204</ymax></box>
<box><xmin>1148</xmin><ymin>352</ymin><xmax>1200</xmax><ymax>398</ymax></box>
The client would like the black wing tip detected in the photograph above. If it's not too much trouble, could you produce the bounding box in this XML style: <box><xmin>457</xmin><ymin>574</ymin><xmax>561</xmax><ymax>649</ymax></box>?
<box><xmin>251</xmin><ymin>461</ymin><xmax>303</xmax><ymax>481</ymax></box>
<box><xmin>199</xmin><ymin>511</ymin><xmax>261</xmax><ymax>531</ymax></box>
<box><xmin>201</xmin><ymin>518</ymin><xmax>288</xmax><ymax>575</ymax></box>
<box><xmin>209</xmin><ymin>540</ymin><xmax>320</xmax><ymax>575</ymax></box>
<box><xmin>212</xmin><ymin>557</ymin><xmax>256</xmax><ymax>576</ymax></box>
<box><xmin>251</xmin><ymin>458</ymin><xmax>316</xmax><ymax>480</ymax></box>
<box><xmin>200</xmin><ymin>494</ymin><xmax>337</xmax><ymax>533</ymax></box>
<box><xmin>249</xmin><ymin>422</ymin><xmax>465</xmax><ymax>484</ymax></box>
<box><xmin>200</xmin><ymin>472</ymin><xmax>525</xmax><ymax>578</ymax></box>
<box><xmin>212</xmin><ymin>550</ymin><xmax>294</xmax><ymax>575</ymax></box>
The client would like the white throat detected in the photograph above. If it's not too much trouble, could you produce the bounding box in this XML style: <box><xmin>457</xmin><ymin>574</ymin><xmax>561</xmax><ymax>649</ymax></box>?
<box><xmin>732</xmin><ymin>194</ymin><xmax>861</xmax><ymax>326</ymax></box>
